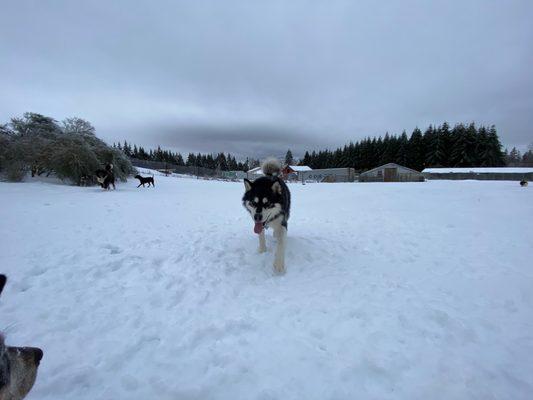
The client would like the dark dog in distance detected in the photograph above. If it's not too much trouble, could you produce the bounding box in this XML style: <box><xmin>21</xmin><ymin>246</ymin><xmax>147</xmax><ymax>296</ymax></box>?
<box><xmin>520</xmin><ymin>180</ymin><xmax>528</xmax><ymax>187</ymax></box>
<box><xmin>0</xmin><ymin>275</ymin><xmax>43</xmax><ymax>400</ymax></box>
<box><xmin>134</xmin><ymin>175</ymin><xmax>155</xmax><ymax>188</ymax></box>
<box><xmin>95</xmin><ymin>163</ymin><xmax>115</xmax><ymax>190</ymax></box>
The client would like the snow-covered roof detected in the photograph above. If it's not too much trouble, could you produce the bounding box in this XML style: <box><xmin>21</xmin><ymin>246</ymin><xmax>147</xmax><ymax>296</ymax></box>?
<box><xmin>247</xmin><ymin>167</ymin><xmax>262</xmax><ymax>173</ymax></box>
<box><xmin>287</xmin><ymin>165</ymin><xmax>312</xmax><ymax>172</ymax></box>
<box><xmin>422</xmin><ymin>167</ymin><xmax>533</xmax><ymax>173</ymax></box>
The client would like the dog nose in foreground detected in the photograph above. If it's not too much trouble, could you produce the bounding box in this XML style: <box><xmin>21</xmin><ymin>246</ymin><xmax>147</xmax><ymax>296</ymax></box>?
<box><xmin>254</xmin><ymin>213</ymin><xmax>262</xmax><ymax>222</ymax></box>
<box><xmin>28</xmin><ymin>347</ymin><xmax>44</xmax><ymax>364</ymax></box>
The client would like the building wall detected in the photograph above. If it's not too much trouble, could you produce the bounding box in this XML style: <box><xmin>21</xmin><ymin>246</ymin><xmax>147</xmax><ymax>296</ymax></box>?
<box><xmin>359</xmin><ymin>165</ymin><xmax>423</xmax><ymax>182</ymax></box>
<box><xmin>362</xmin><ymin>165</ymin><xmax>417</xmax><ymax>177</ymax></box>
<box><xmin>423</xmin><ymin>172</ymin><xmax>533</xmax><ymax>181</ymax></box>
<box><xmin>299</xmin><ymin>168</ymin><xmax>356</xmax><ymax>182</ymax></box>
<box><xmin>222</xmin><ymin>171</ymin><xmax>247</xmax><ymax>179</ymax></box>
<box><xmin>360</xmin><ymin>173</ymin><xmax>424</xmax><ymax>182</ymax></box>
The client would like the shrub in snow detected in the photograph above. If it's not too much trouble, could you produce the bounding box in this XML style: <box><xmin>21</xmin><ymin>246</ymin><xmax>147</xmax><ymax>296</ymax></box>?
<box><xmin>0</xmin><ymin>113</ymin><xmax>135</xmax><ymax>185</ymax></box>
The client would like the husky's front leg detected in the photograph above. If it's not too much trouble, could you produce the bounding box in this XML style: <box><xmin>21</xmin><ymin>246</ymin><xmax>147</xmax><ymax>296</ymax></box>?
<box><xmin>273</xmin><ymin>225</ymin><xmax>287</xmax><ymax>274</ymax></box>
<box><xmin>258</xmin><ymin>229</ymin><xmax>267</xmax><ymax>253</ymax></box>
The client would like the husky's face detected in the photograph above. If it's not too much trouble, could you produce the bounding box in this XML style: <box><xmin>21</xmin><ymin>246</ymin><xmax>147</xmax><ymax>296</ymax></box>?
<box><xmin>242</xmin><ymin>178</ymin><xmax>283</xmax><ymax>232</ymax></box>
<box><xmin>0</xmin><ymin>275</ymin><xmax>43</xmax><ymax>400</ymax></box>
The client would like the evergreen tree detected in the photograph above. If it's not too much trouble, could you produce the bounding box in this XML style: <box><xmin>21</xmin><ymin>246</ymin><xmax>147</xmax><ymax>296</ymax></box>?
<box><xmin>379</xmin><ymin>133</ymin><xmax>394</xmax><ymax>165</ymax></box>
<box><xmin>407</xmin><ymin>127</ymin><xmax>425</xmax><ymax>171</ymax></box>
<box><xmin>451</xmin><ymin>123</ymin><xmax>477</xmax><ymax>167</ymax></box>
<box><xmin>522</xmin><ymin>149</ymin><xmax>533</xmax><ymax>166</ymax></box>
<box><xmin>285</xmin><ymin>149</ymin><xmax>294</xmax><ymax>166</ymax></box>
<box><xmin>426</xmin><ymin>125</ymin><xmax>445</xmax><ymax>167</ymax></box>
<box><xmin>175</xmin><ymin>153</ymin><xmax>185</xmax><ymax>166</ymax></box>
<box><xmin>439</xmin><ymin>122</ymin><xmax>453</xmax><ymax>167</ymax></box>
<box><xmin>507</xmin><ymin>147</ymin><xmax>521</xmax><ymax>166</ymax></box>
<box><xmin>301</xmin><ymin>151</ymin><xmax>311</xmax><ymax>166</ymax></box>
<box><xmin>481</xmin><ymin>126</ymin><xmax>505</xmax><ymax>166</ymax></box>
<box><xmin>395</xmin><ymin>131</ymin><xmax>409</xmax><ymax>166</ymax></box>
<box><xmin>123</xmin><ymin>141</ymin><xmax>131</xmax><ymax>157</ymax></box>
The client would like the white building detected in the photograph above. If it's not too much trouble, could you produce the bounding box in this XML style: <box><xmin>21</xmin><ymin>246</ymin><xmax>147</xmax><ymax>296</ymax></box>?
<box><xmin>422</xmin><ymin>167</ymin><xmax>533</xmax><ymax>181</ymax></box>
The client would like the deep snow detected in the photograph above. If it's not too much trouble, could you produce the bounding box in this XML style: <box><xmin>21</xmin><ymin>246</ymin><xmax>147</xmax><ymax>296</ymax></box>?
<box><xmin>1</xmin><ymin>173</ymin><xmax>532</xmax><ymax>400</ymax></box>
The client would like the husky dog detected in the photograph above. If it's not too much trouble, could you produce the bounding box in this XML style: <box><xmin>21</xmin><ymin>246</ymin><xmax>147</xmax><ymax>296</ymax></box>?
<box><xmin>243</xmin><ymin>158</ymin><xmax>291</xmax><ymax>273</ymax></box>
<box><xmin>0</xmin><ymin>275</ymin><xmax>43</xmax><ymax>400</ymax></box>
<box><xmin>520</xmin><ymin>180</ymin><xmax>528</xmax><ymax>187</ymax></box>
<box><xmin>134</xmin><ymin>175</ymin><xmax>155</xmax><ymax>188</ymax></box>
<box><xmin>95</xmin><ymin>163</ymin><xmax>115</xmax><ymax>190</ymax></box>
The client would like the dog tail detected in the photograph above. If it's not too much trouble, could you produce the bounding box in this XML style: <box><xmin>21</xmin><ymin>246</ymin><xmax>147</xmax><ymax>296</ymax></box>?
<box><xmin>261</xmin><ymin>158</ymin><xmax>282</xmax><ymax>177</ymax></box>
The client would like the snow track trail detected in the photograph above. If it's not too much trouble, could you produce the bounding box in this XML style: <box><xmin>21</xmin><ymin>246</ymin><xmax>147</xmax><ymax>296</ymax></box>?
<box><xmin>1</xmin><ymin>175</ymin><xmax>532</xmax><ymax>399</ymax></box>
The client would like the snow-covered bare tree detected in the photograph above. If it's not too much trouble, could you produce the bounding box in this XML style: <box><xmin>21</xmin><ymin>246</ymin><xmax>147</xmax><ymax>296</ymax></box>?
<box><xmin>0</xmin><ymin>113</ymin><xmax>135</xmax><ymax>184</ymax></box>
<box><xmin>62</xmin><ymin>117</ymin><xmax>96</xmax><ymax>136</ymax></box>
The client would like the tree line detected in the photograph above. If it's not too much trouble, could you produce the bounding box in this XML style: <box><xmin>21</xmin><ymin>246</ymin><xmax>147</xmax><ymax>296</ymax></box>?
<box><xmin>114</xmin><ymin>141</ymin><xmax>259</xmax><ymax>171</ymax></box>
<box><xmin>505</xmin><ymin>146</ymin><xmax>533</xmax><ymax>167</ymax></box>
<box><xmin>120</xmin><ymin>122</ymin><xmax>521</xmax><ymax>173</ymax></box>
<box><xmin>299</xmin><ymin>122</ymin><xmax>507</xmax><ymax>171</ymax></box>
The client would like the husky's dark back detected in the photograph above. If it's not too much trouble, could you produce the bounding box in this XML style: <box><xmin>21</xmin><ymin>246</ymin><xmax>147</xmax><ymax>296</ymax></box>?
<box><xmin>0</xmin><ymin>275</ymin><xmax>43</xmax><ymax>400</ymax></box>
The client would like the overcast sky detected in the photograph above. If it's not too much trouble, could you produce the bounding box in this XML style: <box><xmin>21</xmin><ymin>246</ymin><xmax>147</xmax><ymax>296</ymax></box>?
<box><xmin>1</xmin><ymin>0</ymin><xmax>532</xmax><ymax>158</ymax></box>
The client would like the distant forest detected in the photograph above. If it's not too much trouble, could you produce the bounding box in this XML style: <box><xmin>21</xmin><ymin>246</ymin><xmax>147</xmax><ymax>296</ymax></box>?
<box><xmin>302</xmin><ymin>123</ymin><xmax>506</xmax><ymax>171</ymax></box>
<box><xmin>113</xmin><ymin>142</ymin><xmax>257</xmax><ymax>172</ymax></box>
<box><xmin>119</xmin><ymin>122</ymin><xmax>532</xmax><ymax>172</ymax></box>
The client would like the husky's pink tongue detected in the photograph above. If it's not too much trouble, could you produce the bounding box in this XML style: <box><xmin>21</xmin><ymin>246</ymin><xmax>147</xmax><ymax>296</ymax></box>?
<box><xmin>254</xmin><ymin>222</ymin><xmax>264</xmax><ymax>234</ymax></box>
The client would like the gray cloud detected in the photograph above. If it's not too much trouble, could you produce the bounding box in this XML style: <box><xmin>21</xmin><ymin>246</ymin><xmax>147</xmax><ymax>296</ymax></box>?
<box><xmin>1</xmin><ymin>0</ymin><xmax>532</xmax><ymax>157</ymax></box>
<box><xmin>153</xmin><ymin>122</ymin><xmax>326</xmax><ymax>159</ymax></box>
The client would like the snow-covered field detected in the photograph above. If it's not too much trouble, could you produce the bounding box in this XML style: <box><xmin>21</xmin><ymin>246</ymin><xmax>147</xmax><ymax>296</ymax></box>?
<box><xmin>1</xmin><ymin>173</ymin><xmax>532</xmax><ymax>400</ymax></box>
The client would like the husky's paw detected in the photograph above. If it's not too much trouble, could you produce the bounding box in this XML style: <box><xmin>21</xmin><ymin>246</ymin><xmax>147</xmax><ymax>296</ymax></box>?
<box><xmin>258</xmin><ymin>246</ymin><xmax>267</xmax><ymax>254</ymax></box>
<box><xmin>273</xmin><ymin>261</ymin><xmax>285</xmax><ymax>274</ymax></box>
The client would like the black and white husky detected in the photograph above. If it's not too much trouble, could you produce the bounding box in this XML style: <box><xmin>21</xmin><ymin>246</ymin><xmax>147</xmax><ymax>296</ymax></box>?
<box><xmin>95</xmin><ymin>163</ymin><xmax>115</xmax><ymax>190</ymax></box>
<box><xmin>243</xmin><ymin>158</ymin><xmax>291</xmax><ymax>273</ymax></box>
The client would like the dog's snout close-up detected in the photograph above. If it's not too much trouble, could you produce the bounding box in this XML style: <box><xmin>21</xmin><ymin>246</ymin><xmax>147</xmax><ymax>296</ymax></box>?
<box><xmin>10</xmin><ymin>346</ymin><xmax>43</xmax><ymax>366</ymax></box>
<box><xmin>254</xmin><ymin>213</ymin><xmax>262</xmax><ymax>222</ymax></box>
<box><xmin>27</xmin><ymin>348</ymin><xmax>43</xmax><ymax>366</ymax></box>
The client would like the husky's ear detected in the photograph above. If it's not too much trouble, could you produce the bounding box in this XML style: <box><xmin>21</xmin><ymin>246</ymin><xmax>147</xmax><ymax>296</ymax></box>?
<box><xmin>272</xmin><ymin>181</ymin><xmax>282</xmax><ymax>194</ymax></box>
<box><xmin>0</xmin><ymin>275</ymin><xmax>6</xmax><ymax>296</ymax></box>
<box><xmin>244</xmin><ymin>179</ymin><xmax>252</xmax><ymax>192</ymax></box>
